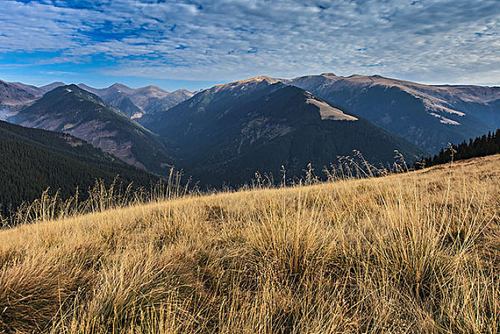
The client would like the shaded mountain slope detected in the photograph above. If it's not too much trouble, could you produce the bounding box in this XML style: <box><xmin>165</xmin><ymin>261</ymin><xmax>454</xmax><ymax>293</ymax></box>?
<box><xmin>144</xmin><ymin>77</ymin><xmax>422</xmax><ymax>186</ymax></box>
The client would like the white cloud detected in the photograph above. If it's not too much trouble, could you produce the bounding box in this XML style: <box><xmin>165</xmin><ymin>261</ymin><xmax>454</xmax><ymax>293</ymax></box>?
<box><xmin>0</xmin><ymin>0</ymin><xmax>499</xmax><ymax>85</ymax></box>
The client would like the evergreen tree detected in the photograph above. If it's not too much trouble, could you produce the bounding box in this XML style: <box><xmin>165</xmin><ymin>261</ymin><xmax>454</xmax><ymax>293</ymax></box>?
<box><xmin>417</xmin><ymin>129</ymin><xmax>500</xmax><ymax>168</ymax></box>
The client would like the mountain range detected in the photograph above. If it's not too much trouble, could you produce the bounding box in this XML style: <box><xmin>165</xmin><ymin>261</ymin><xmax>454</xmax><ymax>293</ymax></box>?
<box><xmin>77</xmin><ymin>83</ymin><xmax>193</xmax><ymax>119</ymax></box>
<box><xmin>10</xmin><ymin>85</ymin><xmax>173</xmax><ymax>174</ymax></box>
<box><xmin>0</xmin><ymin>79</ymin><xmax>193</xmax><ymax>122</ymax></box>
<box><xmin>143</xmin><ymin>76</ymin><xmax>422</xmax><ymax>186</ymax></box>
<box><xmin>289</xmin><ymin>73</ymin><xmax>500</xmax><ymax>153</ymax></box>
<box><xmin>0</xmin><ymin>73</ymin><xmax>498</xmax><ymax>191</ymax></box>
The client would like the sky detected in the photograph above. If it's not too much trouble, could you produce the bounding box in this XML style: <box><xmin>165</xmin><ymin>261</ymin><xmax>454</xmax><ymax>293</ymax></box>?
<box><xmin>0</xmin><ymin>0</ymin><xmax>499</xmax><ymax>91</ymax></box>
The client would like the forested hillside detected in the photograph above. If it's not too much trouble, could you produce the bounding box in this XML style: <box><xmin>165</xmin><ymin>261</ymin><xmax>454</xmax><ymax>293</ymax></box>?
<box><xmin>0</xmin><ymin>121</ymin><xmax>157</xmax><ymax>216</ymax></box>
<box><xmin>419</xmin><ymin>129</ymin><xmax>500</xmax><ymax>167</ymax></box>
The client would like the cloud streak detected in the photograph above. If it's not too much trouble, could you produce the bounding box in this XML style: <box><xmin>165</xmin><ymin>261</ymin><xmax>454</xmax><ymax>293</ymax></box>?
<box><xmin>1</xmin><ymin>0</ymin><xmax>499</xmax><ymax>86</ymax></box>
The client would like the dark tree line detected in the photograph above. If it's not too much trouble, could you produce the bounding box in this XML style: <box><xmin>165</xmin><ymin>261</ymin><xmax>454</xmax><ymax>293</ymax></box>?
<box><xmin>0</xmin><ymin>121</ymin><xmax>158</xmax><ymax>217</ymax></box>
<box><xmin>417</xmin><ymin>129</ymin><xmax>500</xmax><ymax>167</ymax></box>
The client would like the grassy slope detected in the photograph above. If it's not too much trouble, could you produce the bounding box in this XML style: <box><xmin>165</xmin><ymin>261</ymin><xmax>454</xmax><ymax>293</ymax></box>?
<box><xmin>0</xmin><ymin>155</ymin><xmax>499</xmax><ymax>333</ymax></box>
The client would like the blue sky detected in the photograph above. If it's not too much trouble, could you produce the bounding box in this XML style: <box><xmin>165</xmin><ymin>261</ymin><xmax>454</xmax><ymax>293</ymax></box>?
<box><xmin>0</xmin><ymin>0</ymin><xmax>499</xmax><ymax>91</ymax></box>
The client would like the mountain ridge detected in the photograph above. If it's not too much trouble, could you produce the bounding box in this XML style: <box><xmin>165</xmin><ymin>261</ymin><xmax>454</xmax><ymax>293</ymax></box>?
<box><xmin>143</xmin><ymin>78</ymin><xmax>422</xmax><ymax>186</ymax></box>
<box><xmin>76</xmin><ymin>82</ymin><xmax>193</xmax><ymax>119</ymax></box>
<box><xmin>2</xmin><ymin>74</ymin><xmax>498</xmax><ymax>186</ymax></box>
<box><xmin>289</xmin><ymin>73</ymin><xmax>500</xmax><ymax>152</ymax></box>
<box><xmin>10</xmin><ymin>84</ymin><xmax>173</xmax><ymax>175</ymax></box>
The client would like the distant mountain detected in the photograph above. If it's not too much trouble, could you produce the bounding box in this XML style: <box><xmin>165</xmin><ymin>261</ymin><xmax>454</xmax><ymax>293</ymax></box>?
<box><xmin>0</xmin><ymin>80</ymin><xmax>66</xmax><ymax>120</ymax></box>
<box><xmin>78</xmin><ymin>83</ymin><xmax>193</xmax><ymax>119</ymax></box>
<box><xmin>0</xmin><ymin>80</ymin><xmax>38</xmax><ymax>121</ymax></box>
<box><xmin>143</xmin><ymin>76</ymin><xmax>422</xmax><ymax>186</ymax></box>
<box><xmin>128</xmin><ymin>85</ymin><xmax>172</xmax><ymax>111</ymax></box>
<box><xmin>0</xmin><ymin>120</ymin><xmax>157</xmax><ymax>215</ymax></box>
<box><xmin>78</xmin><ymin>83</ymin><xmax>143</xmax><ymax>119</ymax></box>
<box><xmin>10</xmin><ymin>85</ymin><xmax>173</xmax><ymax>174</ymax></box>
<box><xmin>1</xmin><ymin>80</ymin><xmax>65</xmax><ymax>102</ymax></box>
<box><xmin>289</xmin><ymin>73</ymin><xmax>500</xmax><ymax>153</ymax></box>
<box><xmin>38</xmin><ymin>81</ymin><xmax>66</xmax><ymax>94</ymax></box>
<box><xmin>136</xmin><ymin>88</ymin><xmax>193</xmax><ymax>117</ymax></box>
<box><xmin>0</xmin><ymin>80</ymin><xmax>37</xmax><ymax>106</ymax></box>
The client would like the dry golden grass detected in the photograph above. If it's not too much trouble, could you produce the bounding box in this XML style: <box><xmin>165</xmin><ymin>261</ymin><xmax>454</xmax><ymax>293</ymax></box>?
<box><xmin>1</xmin><ymin>155</ymin><xmax>499</xmax><ymax>333</ymax></box>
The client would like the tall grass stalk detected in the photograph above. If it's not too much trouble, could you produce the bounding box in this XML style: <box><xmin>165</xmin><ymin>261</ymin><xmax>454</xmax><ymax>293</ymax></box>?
<box><xmin>0</xmin><ymin>155</ymin><xmax>498</xmax><ymax>333</ymax></box>
<box><xmin>2</xmin><ymin>168</ymin><xmax>191</xmax><ymax>228</ymax></box>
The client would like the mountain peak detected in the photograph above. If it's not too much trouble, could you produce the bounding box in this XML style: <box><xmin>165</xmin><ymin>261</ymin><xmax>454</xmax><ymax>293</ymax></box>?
<box><xmin>144</xmin><ymin>80</ymin><xmax>421</xmax><ymax>186</ymax></box>
<box><xmin>110</xmin><ymin>83</ymin><xmax>129</xmax><ymax>88</ymax></box>
<box><xmin>134</xmin><ymin>85</ymin><xmax>170</xmax><ymax>98</ymax></box>
<box><xmin>172</xmin><ymin>88</ymin><xmax>192</xmax><ymax>95</ymax></box>
<box><xmin>48</xmin><ymin>84</ymin><xmax>106</xmax><ymax>106</ymax></box>
<box><xmin>108</xmin><ymin>83</ymin><xmax>133</xmax><ymax>93</ymax></box>
<box><xmin>14</xmin><ymin>83</ymin><xmax>172</xmax><ymax>173</ymax></box>
<box><xmin>213</xmin><ymin>76</ymin><xmax>281</xmax><ymax>92</ymax></box>
<box><xmin>140</xmin><ymin>85</ymin><xmax>166</xmax><ymax>91</ymax></box>
<box><xmin>42</xmin><ymin>81</ymin><xmax>65</xmax><ymax>87</ymax></box>
<box><xmin>235</xmin><ymin>75</ymin><xmax>280</xmax><ymax>84</ymax></box>
<box><xmin>57</xmin><ymin>83</ymin><xmax>89</xmax><ymax>93</ymax></box>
